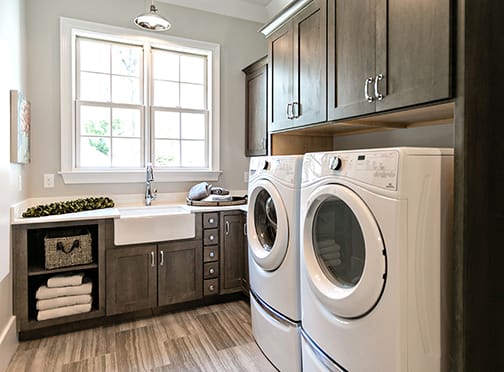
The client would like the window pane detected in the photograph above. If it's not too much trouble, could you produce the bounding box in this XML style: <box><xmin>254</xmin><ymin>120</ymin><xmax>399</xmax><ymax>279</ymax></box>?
<box><xmin>180</xmin><ymin>83</ymin><xmax>204</xmax><ymax>109</ymax></box>
<box><xmin>112</xmin><ymin>45</ymin><xmax>141</xmax><ymax>77</ymax></box>
<box><xmin>181</xmin><ymin>113</ymin><xmax>205</xmax><ymax>139</ymax></box>
<box><xmin>80</xmin><ymin>137</ymin><xmax>111</xmax><ymax>167</ymax></box>
<box><xmin>180</xmin><ymin>55</ymin><xmax>205</xmax><ymax>84</ymax></box>
<box><xmin>112</xmin><ymin>108</ymin><xmax>141</xmax><ymax>137</ymax></box>
<box><xmin>181</xmin><ymin>140</ymin><xmax>205</xmax><ymax>167</ymax></box>
<box><xmin>80</xmin><ymin>106</ymin><xmax>110</xmax><ymax>136</ymax></box>
<box><xmin>154</xmin><ymin>111</ymin><xmax>180</xmax><ymax>138</ymax></box>
<box><xmin>79</xmin><ymin>40</ymin><xmax>110</xmax><ymax>74</ymax></box>
<box><xmin>80</xmin><ymin>72</ymin><xmax>110</xmax><ymax>102</ymax></box>
<box><xmin>155</xmin><ymin>139</ymin><xmax>180</xmax><ymax>166</ymax></box>
<box><xmin>153</xmin><ymin>50</ymin><xmax>179</xmax><ymax>81</ymax></box>
<box><xmin>153</xmin><ymin>81</ymin><xmax>179</xmax><ymax>107</ymax></box>
<box><xmin>112</xmin><ymin>76</ymin><xmax>140</xmax><ymax>104</ymax></box>
<box><xmin>112</xmin><ymin>138</ymin><xmax>141</xmax><ymax>167</ymax></box>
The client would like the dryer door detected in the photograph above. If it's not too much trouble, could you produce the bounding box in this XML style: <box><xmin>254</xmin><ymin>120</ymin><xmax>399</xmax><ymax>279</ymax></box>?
<box><xmin>248</xmin><ymin>179</ymin><xmax>289</xmax><ymax>271</ymax></box>
<box><xmin>302</xmin><ymin>184</ymin><xmax>386</xmax><ymax>318</ymax></box>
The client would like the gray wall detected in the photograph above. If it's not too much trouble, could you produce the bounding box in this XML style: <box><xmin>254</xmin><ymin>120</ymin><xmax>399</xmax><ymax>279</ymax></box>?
<box><xmin>332</xmin><ymin>124</ymin><xmax>454</xmax><ymax>150</ymax></box>
<box><xmin>1</xmin><ymin>0</ymin><xmax>27</xmax><ymax>366</ymax></box>
<box><xmin>26</xmin><ymin>0</ymin><xmax>267</xmax><ymax>197</ymax></box>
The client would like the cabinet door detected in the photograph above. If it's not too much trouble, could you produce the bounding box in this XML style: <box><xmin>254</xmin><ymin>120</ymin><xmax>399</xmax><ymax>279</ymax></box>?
<box><xmin>268</xmin><ymin>22</ymin><xmax>294</xmax><ymax>132</ymax></box>
<box><xmin>243</xmin><ymin>57</ymin><xmax>268</xmax><ymax>157</ymax></box>
<box><xmin>158</xmin><ymin>240</ymin><xmax>202</xmax><ymax>306</ymax></box>
<box><xmin>376</xmin><ymin>0</ymin><xmax>451</xmax><ymax>111</ymax></box>
<box><xmin>220</xmin><ymin>212</ymin><xmax>244</xmax><ymax>294</ymax></box>
<box><xmin>291</xmin><ymin>0</ymin><xmax>327</xmax><ymax>127</ymax></box>
<box><xmin>106</xmin><ymin>244</ymin><xmax>157</xmax><ymax>315</ymax></box>
<box><xmin>328</xmin><ymin>0</ymin><xmax>377</xmax><ymax>120</ymax></box>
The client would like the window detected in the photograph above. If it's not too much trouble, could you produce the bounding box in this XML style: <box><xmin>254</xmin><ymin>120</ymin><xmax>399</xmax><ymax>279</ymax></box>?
<box><xmin>60</xmin><ymin>18</ymin><xmax>221</xmax><ymax>184</ymax></box>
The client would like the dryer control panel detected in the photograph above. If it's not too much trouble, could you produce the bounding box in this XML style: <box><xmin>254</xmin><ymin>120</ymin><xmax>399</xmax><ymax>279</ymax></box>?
<box><xmin>303</xmin><ymin>150</ymin><xmax>399</xmax><ymax>190</ymax></box>
<box><xmin>249</xmin><ymin>155</ymin><xmax>303</xmax><ymax>187</ymax></box>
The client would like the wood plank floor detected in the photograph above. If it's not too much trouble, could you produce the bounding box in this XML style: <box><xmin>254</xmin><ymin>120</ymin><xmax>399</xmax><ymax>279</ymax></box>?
<box><xmin>7</xmin><ymin>300</ymin><xmax>276</xmax><ymax>372</ymax></box>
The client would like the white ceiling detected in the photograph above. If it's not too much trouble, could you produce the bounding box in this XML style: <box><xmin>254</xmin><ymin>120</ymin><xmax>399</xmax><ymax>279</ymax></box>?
<box><xmin>158</xmin><ymin>0</ymin><xmax>287</xmax><ymax>23</ymax></box>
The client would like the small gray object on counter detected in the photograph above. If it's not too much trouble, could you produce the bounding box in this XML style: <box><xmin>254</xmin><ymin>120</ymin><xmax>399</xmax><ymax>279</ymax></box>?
<box><xmin>187</xmin><ymin>183</ymin><xmax>230</xmax><ymax>201</ymax></box>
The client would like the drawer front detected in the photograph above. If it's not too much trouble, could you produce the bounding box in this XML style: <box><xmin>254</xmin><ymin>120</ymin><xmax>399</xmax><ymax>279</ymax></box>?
<box><xmin>203</xmin><ymin>229</ymin><xmax>219</xmax><ymax>245</ymax></box>
<box><xmin>203</xmin><ymin>246</ymin><xmax>219</xmax><ymax>262</ymax></box>
<box><xmin>203</xmin><ymin>213</ymin><xmax>219</xmax><ymax>229</ymax></box>
<box><xmin>204</xmin><ymin>278</ymin><xmax>219</xmax><ymax>296</ymax></box>
<box><xmin>203</xmin><ymin>262</ymin><xmax>219</xmax><ymax>279</ymax></box>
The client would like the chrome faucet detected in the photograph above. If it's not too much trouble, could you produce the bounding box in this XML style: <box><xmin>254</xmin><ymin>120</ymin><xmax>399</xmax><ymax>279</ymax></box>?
<box><xmin>145</xmin><ymin>163</ymin><xmax>157</xmax><ymax>206</ymax></box>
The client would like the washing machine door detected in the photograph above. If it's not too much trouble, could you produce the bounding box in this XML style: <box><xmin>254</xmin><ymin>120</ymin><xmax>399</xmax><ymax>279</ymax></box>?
<box><xmin>303</xmin><ymin>184</ymin><xmax>386</xmax><ymax>318</ymax></box>
<box><xmin>248</xmin><ymin>179</ymin><xmax>289</xmax><ymax>271</ymax></box>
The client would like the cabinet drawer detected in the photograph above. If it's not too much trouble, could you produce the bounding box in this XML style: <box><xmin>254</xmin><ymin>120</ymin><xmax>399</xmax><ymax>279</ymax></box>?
<box><xmin>203</xmin><ymin>213</ymin><xmax>219</xmax><ymax>229</ymax></box>
<box><xmin>203</xmin><ymin>229</ymin><xmax>219</xmax><ymax>245</ymax></box>
<box><xmin>203</xmin><ymin>262</ymin><xmax>219</xmax><ymax>279</ymax></box>
<box><xmin>203</xmin><ymin>246</ymin><xmax>219</xmax><ymax>262</ymax></box>
<box><xmin>203</xmin><ymin>278</ymin><xmax>219</xmax><ymax>296</ymax></box>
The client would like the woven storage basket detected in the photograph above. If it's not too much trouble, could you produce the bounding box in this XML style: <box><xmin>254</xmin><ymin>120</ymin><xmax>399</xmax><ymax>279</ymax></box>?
<box><xmin>44</xmin><ymin>231</ymin><xmax>93</xmax><ymax>269</ymax></box>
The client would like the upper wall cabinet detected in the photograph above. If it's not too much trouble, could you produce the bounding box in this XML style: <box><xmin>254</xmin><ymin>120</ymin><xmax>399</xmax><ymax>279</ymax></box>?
<box><xmin>267</xmin><ymin>0</ymin><xmax>327</xmax><ymax>132</ymax></box>
<box><xmin>328</xmin><ymin>0</ymin><xmax>451</xmax><ymax>121</ymax></box>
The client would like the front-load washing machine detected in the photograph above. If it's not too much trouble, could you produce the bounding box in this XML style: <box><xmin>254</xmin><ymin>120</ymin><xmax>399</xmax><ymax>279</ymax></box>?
<box><xmin>247</xmin><ymin>155</ymin><xmax>303</xmax><ymax>372</ymax></box>
<box><xmin>300</xmin><ymin>147</ymin><xmax>453</xmax><ymax>372</ymax></box>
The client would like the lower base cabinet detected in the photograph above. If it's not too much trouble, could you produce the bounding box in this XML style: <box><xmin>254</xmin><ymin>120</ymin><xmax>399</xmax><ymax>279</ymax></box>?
<box><xmin>106</xmin><ymin>240</ymin><xmax>203</xmax><ymax>316</ymax></box>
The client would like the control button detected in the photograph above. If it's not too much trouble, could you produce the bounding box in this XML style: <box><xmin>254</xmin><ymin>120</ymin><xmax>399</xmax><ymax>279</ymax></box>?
<box><xmin>261</xmin><ymin>160</ymin><xmax>269</xmax><ymax>170</ymax></box>
<box><xmin>329</xmin><ymin>156</ymin><xmax>342</xmax><ymax>170</ymax></box>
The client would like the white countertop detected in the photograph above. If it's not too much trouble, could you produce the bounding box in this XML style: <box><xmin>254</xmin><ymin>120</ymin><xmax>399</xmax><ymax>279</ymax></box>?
<box><xmin>11</xmin><ymin>193</ymin><xmax>248</xmax><ymax>225</ymax></box>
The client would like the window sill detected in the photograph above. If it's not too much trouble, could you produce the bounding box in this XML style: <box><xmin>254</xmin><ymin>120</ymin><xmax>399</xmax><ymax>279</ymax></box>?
<box><xmin>59</xmin><ymin>170</ymin><xmax>222</xmax><ymax>184</ymax></box>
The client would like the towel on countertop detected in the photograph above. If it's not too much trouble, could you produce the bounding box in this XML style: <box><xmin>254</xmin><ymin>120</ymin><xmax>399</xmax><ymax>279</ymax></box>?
<box><xmin>37</xmin><ymin>303</ymin><xmax>92</xmax><ymax>321</ymax></box>
<box><xmin>36</xmin><ymin>294</ymin><xmax>92</xmax><ymax>311</ymax></box>
<box><xmin>36</xmin><ymin>281</ymin><xmax>92</xmax><ymax>300</ymax></box>
<box><xmin>187</xmin><ymin>182</ymin><xmax>211</xmax><ymax>201</ymax></box>
<box><xmin>47</xmin><ymin>273</ymin><xmax>84</xmax><ymax>288</ymax></box>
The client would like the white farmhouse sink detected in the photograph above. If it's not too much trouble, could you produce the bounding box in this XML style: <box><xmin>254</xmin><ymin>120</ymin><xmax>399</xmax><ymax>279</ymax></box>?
<box><xmin>114</xmin><ymin>205</ymin><xmax>195</xmax><ymax>245</ymax></box>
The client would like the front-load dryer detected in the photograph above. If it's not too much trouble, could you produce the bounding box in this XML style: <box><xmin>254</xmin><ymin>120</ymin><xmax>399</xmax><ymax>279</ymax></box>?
<box><xmin>247</xmin><ymin>155</ymin><xmax>303</xmax><ymax>372</ymax></box>
<box><xmin>300</xmin><ymin>147</ymin><xmax>453</xmax><ymax>372</ymax></box>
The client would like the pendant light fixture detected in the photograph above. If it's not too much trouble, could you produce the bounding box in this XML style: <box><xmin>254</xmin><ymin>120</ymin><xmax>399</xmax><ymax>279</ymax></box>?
<box><xmin>134</xmin><ymin>0</ymin><xmax>171</xmax><ymax>31</ymax></box>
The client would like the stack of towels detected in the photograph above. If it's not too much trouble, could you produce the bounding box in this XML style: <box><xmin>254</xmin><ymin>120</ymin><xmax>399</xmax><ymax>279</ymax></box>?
<box><xmin>35</xmin><ymin>273</ymin><xmax>92</xmax><ymax>321</ymax></box>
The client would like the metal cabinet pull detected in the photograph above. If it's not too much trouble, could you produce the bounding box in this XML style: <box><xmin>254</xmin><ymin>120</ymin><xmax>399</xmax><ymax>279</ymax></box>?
<box><xmin>150</xmin><ymin>251</ymin><xmax>155</xmax><ymax>267</ymax></box>
<box><xmin>364</xmin><ymin>77</ymin><xmax>375</xmax><ymax>102</ymax></box>
<box><xmin>209</xmin><ymin>251</ymin><xmax>215</xmax><ymax>258</ymax></box>
<box><xmin>286</xmin><ymin>103</ymin><xmax>293</xmax><ymax>119</ymax></box>
<box><xmin>209</xmin><ymin>284</ymin><xmax>215</xmax><ymax>291</ymax></box>
<box><xmin>225</xmin><ymin>221</ymin><xmax>230</xmax><ymax>235</ymax></box>
<box><xmin>292</xmin><ymin>102</ymin><xmax>300</xmax><ymax>118</ymax></box>
<box><xmin>244</xmin><ymin>223</ymin><xmax>247</xmax><ymax>236</ymax></box>
<box><xmin>374</xmin><ymin>73</ymin><xmax>385</xmax><ymax>100</ymax></box>
<box><xmin>209</xmin><ymin>268</ymin><xmax>215</xmax><ymax>274</ymax></box>
<box><xmin>208</xmin><ymin>217</ymin><xmax>214</xmax><ymax>224</ymax></box>
<box><xmin>209</xmin><ymin>234</ymin><xmax>215</xmax><ymax>241</ymax></box>
<box><xmin>159</xmin><ymin>250</ymin><xmax>164</xmax><ymax>266</ymax></box>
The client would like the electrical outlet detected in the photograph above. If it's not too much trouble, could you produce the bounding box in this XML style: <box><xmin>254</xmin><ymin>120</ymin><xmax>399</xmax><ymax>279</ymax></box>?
<box><xmin>44</xmin><ymin>174</ymin><xmax>55</xmax><ymax>188</ymax></box>
<box><xmin>243</xmin><ymin>171</ymin><xmax>249</xmax><ymax>183</ymax></box>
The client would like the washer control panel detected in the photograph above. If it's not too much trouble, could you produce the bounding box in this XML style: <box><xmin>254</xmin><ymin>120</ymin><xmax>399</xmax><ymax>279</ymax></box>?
<box><xmin>249</xmin><ymin>156</ymin><xmax>302</xmax><ymax>186</ymax></box>
<box><xmin>305</xmin><ymin>150</ymin><xmax>399</xmax><ymax>190</ymax></box>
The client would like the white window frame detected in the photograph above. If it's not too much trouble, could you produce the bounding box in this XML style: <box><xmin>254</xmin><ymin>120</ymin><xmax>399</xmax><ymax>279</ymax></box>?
<box><xmin>60</xmin><ymin>17</ymin><xmax>221</xmax><ymax>184</ymax></box>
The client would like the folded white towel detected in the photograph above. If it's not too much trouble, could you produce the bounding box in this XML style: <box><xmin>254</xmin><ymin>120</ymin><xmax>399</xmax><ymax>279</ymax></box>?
<box><xmin>36</xmin><ymin>281</ymin><xmax>92</xmax><ymax>300</ymax></box>
<box><xmin>36</xmin><ymin>294</ymin><xmax>92</xmax><ymax>311</ymax></box>
<box><xmin>37</xmin><ymin>303</ymin><xmax>92</xmax><ymax>321</ymax></box>
<box><xmin>47</xmin><ymin>273</ymin><xmax>84</xmax><ymax>288</ymax></box>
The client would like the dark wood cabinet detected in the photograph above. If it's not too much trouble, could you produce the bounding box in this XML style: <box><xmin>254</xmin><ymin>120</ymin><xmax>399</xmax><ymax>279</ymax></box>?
<box><xmin>242</xmin><ymin>213</ymin><xmax>249</xmax><ymax>296</ymax></box>
<box><xmin>268</xmin><ymin>0</ymin><xmax>327</xmax><ymax>132</ymax></box>
<box><xmin>243</xmin><ymin>56</ymin><xmax>268</xmax><ymax>157</ymax></box>
<box><xmin>106</xmin><ymin>244</ymin><xmax>157</xmax><ymax>315</ymax></box>
<box><xmin>328</xmin><ymin>0</ymin><xmax>451</xmax><ymax>121</ymax></box>
<box><xmin>220</xmin><ymin>211</ymin><xmax>245</xmax><ymax>294</ymax></box>
<box><xmin>157</xmin><ymin>240</ymin><xmax>202</xmax><ymax>306</ymax></box>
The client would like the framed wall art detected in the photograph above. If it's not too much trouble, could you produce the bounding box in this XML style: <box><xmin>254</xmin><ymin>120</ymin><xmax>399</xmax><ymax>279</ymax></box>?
<box><xmin>10</xmin><ymin>89</ymin><xmax>31</xmax><ymax>164</ymax></box>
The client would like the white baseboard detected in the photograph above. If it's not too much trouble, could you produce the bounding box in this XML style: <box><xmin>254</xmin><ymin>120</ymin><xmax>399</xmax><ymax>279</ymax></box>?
<box><xmin>0</xmin><ymin>316</ymin><xmax>17</xmax><ymax>372</ymax></box>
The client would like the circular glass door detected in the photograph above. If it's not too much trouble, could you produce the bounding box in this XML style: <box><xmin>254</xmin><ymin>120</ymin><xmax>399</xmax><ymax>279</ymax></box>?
<box><xmin>303</xmin><ymin>184</ymin><xmax>386</xmax><ymax>318</ymax></box>
<box><xmin>248</xmin><ymin>179</ymin><xmax>289</xmax><ymax>271</ymax></box>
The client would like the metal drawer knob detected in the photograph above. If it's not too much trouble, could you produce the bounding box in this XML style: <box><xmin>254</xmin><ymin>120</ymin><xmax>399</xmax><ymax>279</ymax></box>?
<box><xmin>209</xmin><ymin>284</ymin><xmax>215</xmax><ymax>291</ymax></box>
<box><xmin>209</xmin><ymin>218</ymin><xmax>214</xmax><ymax>224</ymax></box>
<box><xmin>209</xmin><ymin>235</ymin><xmax>215</xmax><ymax>241</ymax></box>
<box><xmin>209</xmin><ymin>268</ymin><xmax>215</xmax><ymax>274</ymax></box>
<box><xmin>209</xmin><ymin>251</ymin><xmax>215</xmax><ymax>258</ymax></box>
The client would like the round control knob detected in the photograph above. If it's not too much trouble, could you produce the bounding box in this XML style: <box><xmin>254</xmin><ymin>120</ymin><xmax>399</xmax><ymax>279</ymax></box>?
<box><xmin>209</xmin><ymin>268</ymin><xmax>215</xmax><ymax>274</ymax></box>
<box><xmin>329</xmin><ymin>156</ymin><xmax>342</xmax><ymax>171</ymax></box>
<box><xmin>260</xmin><ymin>159</ymin><xmax>269</xmax><ymax>170</ymax></box>
<box><xmin>209</xmin><ymin>251</ymin><xmax>215</xmax><ymax>258</ymax></box>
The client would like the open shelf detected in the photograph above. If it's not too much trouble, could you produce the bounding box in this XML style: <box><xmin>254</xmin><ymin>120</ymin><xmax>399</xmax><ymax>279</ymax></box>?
<box><xmin>28</xmin><ymin>263</ymin><xmax>98</xmax><ymax>277</ymax></box>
